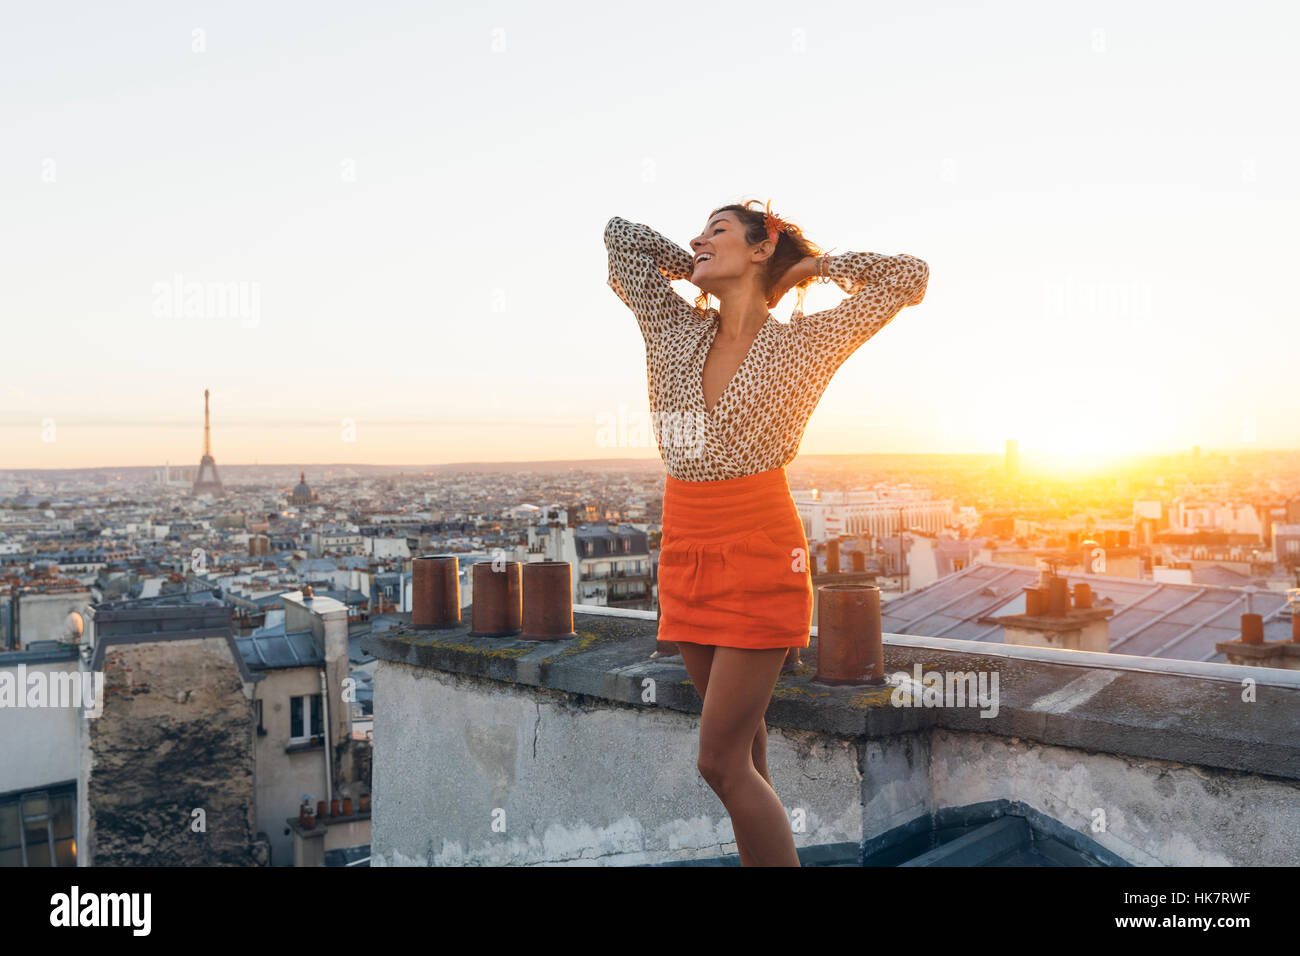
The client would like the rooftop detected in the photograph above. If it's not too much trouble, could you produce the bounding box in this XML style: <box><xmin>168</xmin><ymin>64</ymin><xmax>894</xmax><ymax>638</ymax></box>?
<box><xmin>361</xmin><ymin>600</ymin><xmax>1300</xmax><ymax>867</ymax></box>
<box><xmin>882</xmin><ymin>560</ymin><xmax>1295</xmax><ymax>661</ymax></box>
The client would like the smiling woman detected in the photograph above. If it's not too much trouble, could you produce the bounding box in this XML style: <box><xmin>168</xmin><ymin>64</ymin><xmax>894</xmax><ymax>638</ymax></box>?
<box><xmin>603</xmin><ymin>210</ymin><xmax>929</xmax><ymax>482</ymax></box>
<box><xmin>603</xmin><ymin>202</ymin><xmax>929</xmax><ymax>866</ymax></box>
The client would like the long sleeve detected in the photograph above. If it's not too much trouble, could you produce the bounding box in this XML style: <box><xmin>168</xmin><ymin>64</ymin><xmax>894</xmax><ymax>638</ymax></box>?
<box><xmin>791</xmin><ymin>251</ymin><xmax>929</xmax><ymax>371</ymax></box>
<box><xmin>604</xmin><ymin>216</ymin><xmax>698</xmax><ymax>349</ymax></box>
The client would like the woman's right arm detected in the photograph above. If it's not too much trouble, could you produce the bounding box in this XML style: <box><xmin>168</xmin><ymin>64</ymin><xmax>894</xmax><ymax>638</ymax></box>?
<box><xmin>604</xmin><ymin>216</ymin><xmax>698</xmax><ymax>349</ymax></box>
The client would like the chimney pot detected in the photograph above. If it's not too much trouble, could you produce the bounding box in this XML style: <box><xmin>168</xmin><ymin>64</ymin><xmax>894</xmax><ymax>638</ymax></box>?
<box><xmin>826</xmin><ymin>538</ymin><xmax>840</xmax><ymax>574</ymax></box>
<box><xmin>413</xmin><ymin>554</ymin><xmax>461</xmax><ymax>628</ymax></box>
<box><xmin>1240</xmin><ymin>612</ymin><xmax>1264</xmax><ymax>644</ymax></box>
<box><xmin>1047</xmin><ymin>576</ymin><xmax>1070</xmax><ymax>616</ymax></box>
<box><xmin>469</xmin><ymin>561</ymin><xmax>523</xmax><ymax>637</ymax></box>
<box><xmin>520</xmin><ymin>561</ymin><xmax>576</xmax><ymax>640</ymax></box>
<box><xmin>813</xmin><ymin>584</ymin><xmax>885</xmax><ymax>686</ymax></box>
<box><xmin>1073</xmin><ymin>582</ymin><xmax>1093</xmax><ymax>609</ymax></box>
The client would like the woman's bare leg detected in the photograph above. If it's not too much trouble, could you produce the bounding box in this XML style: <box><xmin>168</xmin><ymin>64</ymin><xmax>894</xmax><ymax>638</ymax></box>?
<box><xmin>695</xmin><ymin>646</ymin><xmax>800</xmax><ymax>867</ymax></box>
<box><xmin>677</xmin><ymin>643</ymin><xmax>779</xmax><ymax>865</ymax></box>
<box><xmin>678</xmin><ymin>643</ymin><xmax>773</xmax><ymax>785</ymax></box>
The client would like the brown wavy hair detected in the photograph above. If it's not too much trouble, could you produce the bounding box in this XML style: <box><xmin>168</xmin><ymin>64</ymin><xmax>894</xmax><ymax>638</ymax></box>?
<box><xmin>692</xmin><ymin>199</ymin><xmax>829</xmax><ymax>314</ymax></box>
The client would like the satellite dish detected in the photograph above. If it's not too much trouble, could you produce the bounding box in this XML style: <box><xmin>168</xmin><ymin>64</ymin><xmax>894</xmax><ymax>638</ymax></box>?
<box><xmin>62</xmin><ymin>611</ymin><xmax>84</xmax><ymax>644</ymax></box>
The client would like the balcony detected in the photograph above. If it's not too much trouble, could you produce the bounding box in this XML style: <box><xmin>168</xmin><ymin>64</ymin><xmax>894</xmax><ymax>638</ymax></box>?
<box><xmin>580</xmin><ymin>568</ymin><xmax>651</xmax><ymax>582</ymax></box>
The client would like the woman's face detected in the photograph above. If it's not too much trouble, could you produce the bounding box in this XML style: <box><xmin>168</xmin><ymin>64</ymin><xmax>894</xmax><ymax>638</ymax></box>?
<box><xmin>689</xmin><ymin>212</ymin><xmax>763</xmax><ymax>292</ymax></box>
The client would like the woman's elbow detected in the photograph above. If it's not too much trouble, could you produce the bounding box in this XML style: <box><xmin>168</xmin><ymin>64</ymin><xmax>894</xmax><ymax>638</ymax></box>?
<box><xmin>903</xmin><ymin>258</ymin><xmax>929</xmax><ymax>307</ymax></box>
<box><xmin>603</xmin><ymin>216</ymin><xmax>627</xmax><ymax>248</ymax></box>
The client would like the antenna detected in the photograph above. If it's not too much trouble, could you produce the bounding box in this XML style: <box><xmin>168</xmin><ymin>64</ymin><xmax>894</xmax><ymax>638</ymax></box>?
<box><xmin>203</xmin><ymin>388</ymin><xmax>212</xmax><ymax>458</ymax></box>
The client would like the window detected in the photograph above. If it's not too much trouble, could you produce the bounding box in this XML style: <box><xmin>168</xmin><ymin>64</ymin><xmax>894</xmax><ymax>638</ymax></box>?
<box><xmin>289</xmin><ymin>694</ymin><xmax>323</xmax><ymax>744</ymax></box>
<box><xmin>0</xmin><ymin>786</ymin><xmax>76</xmax><ymax>867</ymax></box>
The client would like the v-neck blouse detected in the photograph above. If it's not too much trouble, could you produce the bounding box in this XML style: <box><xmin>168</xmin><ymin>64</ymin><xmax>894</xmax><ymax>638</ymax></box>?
<box><xmin>604</xmin><ymin>216</ymin><xmax>929</xmax><ymax>482</ymax></box>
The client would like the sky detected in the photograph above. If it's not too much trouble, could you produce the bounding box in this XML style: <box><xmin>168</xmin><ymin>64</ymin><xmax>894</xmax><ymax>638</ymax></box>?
<box><xmin>2</xmin><ymin>0</ymin><xmax>1297</xmax><ymax>472</ymax></box>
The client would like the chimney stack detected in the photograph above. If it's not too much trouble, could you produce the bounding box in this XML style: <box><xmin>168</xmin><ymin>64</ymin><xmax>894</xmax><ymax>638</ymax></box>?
<box><xmin>1215</xmin><ymin>607</ymin><xmax>1300</xmax><ymax>668</ymax></box>
<box><xmin>996</xmin><ymin>573</ymin><xmax>1113</xmax><ymax>652</ymax></box>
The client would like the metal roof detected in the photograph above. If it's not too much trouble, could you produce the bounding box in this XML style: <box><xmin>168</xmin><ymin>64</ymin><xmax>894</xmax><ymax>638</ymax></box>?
<box><xmin>881</xmin><ymin>560</ymin><xmax>1294</xmax><ymax>664</ymax></box>
<box><xmin>235</xmin><ymin>629</ymin><xmax>324</xmax><ymax>670</ymax></box>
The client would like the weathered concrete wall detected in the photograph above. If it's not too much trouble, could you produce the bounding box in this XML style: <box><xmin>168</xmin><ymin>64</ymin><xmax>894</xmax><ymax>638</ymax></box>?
<box><xmin>0</xmin><ymin>659</ymin><xmax>80</xmax><ymax>794</ymax></box>
<box><xmin>371</xmin><ymin>660</ymin><xmax>865</xmax><ymax>866</ymax></box>
<box><xmin>370</xmin><ymin>659</ymin><xmax>1300</xmax><ymax>866</ymax></box>
<box><xmin>82</xmin><ymin>636</ymin><xmax>263</xmax><ymax>865</ymax></box>
<box><xmin>928</xmin><ymin>727</ymin><xmax>1300</xmax><ymax>866</ymax></box>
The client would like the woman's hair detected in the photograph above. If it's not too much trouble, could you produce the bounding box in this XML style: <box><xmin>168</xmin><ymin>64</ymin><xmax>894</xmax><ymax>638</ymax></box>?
<box><xmin>693</xmin><ymin>199</ymin><xmax>826</xmax><ymax>314</ymax></box>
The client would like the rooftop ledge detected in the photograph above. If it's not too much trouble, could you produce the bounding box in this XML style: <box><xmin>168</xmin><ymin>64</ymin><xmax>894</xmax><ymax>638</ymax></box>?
<box><xmin>362</xmin><ymin>603</ymin><xmax>1300</xmax><ymax>866</ymax></box>
<box><xmin>361</xmin><ymin>604</ymin><xmax>1300</xmax><ymax>782</ymax></box>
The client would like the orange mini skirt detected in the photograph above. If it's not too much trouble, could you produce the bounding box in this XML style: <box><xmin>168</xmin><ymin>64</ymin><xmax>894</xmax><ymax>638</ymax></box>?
<box><xmin>657</xmin><ymin>466</ymin><xmax>813</xmax><ymax>650</ymax></box>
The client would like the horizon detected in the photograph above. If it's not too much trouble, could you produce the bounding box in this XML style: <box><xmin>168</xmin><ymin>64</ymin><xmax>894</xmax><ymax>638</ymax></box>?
<box><xmin>3</xmin><ymin>444</ymin><xmax>1297</xmax><ymax>485</ymax></box>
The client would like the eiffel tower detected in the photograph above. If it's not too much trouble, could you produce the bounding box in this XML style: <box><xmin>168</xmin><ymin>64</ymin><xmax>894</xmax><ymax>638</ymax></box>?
<box><xmin>192</xmin><ymin>388</ymin><xmax>224</xmax><ymax>497</ymax></box>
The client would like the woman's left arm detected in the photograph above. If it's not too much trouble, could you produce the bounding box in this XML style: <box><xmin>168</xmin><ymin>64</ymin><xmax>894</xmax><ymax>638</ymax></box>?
<box><xmin>791</xmin><ymin>251</ymin><xmax>929</xmax><ymax>368</ymax></box>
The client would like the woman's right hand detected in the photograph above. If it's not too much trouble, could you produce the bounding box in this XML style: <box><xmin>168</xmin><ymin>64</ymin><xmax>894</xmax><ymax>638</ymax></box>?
<box><xmin>766</xmin><ymin>256</ymin><xmax>821</xmax><ymax>308</ymax></box>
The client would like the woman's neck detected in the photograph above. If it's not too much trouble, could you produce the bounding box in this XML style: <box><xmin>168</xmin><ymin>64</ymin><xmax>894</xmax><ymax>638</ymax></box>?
<box><xmin>715</xmin><ymin>294</ymin><xmax>770</xmax><ymax>342</ymax></box>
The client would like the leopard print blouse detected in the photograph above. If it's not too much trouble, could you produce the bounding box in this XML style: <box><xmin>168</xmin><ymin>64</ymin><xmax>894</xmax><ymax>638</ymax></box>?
<box><xmin>604</xmin><ymin>216</ymin><xmax>929</xmax><ymax>482</ymax></box>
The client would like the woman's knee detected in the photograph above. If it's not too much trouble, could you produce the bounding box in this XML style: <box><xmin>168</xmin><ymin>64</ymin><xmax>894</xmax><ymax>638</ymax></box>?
<box><xmin>697</xmin><ymin>743</ymin><xmax>749</xmax><ymax>792</ymax></box>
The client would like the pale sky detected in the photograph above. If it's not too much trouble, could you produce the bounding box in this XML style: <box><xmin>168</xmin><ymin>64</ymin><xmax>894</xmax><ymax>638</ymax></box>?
<box><xmin>3</xmin><ymin>0</ymin><xmax>1296</xmax><ymax>472</ymax></box>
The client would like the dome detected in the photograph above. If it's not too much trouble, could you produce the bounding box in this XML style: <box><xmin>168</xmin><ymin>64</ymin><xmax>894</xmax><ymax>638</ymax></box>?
<box><xmin>289</xmin><ymin>471</ymin><xmax>314</xmax><ymax>505</ymax></box>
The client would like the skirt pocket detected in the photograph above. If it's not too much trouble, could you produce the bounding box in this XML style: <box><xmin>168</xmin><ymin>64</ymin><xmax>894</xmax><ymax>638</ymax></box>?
<box><xmin>658</xmin><ymin>539</ymin><xmax>730</xmax><ymax>607</ymax></box>
<box><xmin>742</xmin><ymin>525</ymin><xmax>812</xmax><ymax>595</ymax></box>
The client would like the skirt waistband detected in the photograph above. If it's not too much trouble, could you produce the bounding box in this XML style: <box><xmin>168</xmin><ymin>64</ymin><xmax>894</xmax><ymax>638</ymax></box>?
<box><xmin>663</xmin><ymin>467</ymin><xmax>797</xmax><ymax>544</ymax></box>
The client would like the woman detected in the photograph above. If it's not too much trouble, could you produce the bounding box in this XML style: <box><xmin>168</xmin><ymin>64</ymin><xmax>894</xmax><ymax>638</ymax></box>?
<box><xmin>604</xmin><ymin>199</ymin><xmax>929</xmax><ymax>866</ymax></box>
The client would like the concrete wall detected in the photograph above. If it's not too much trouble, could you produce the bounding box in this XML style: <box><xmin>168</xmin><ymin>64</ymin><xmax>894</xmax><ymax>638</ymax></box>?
<box><xmin>255</xmin><ymin>667</ymin><xmax>330</xmax><ymax>866</ymax></box>
<box><xmin>80</xmin><ymin>636</ymin><xmax>263</xmax><ymax>866</ymax></box>
<box><xmin>15</xmin><ymin>591</ymin><xmax>92</xmax><ymax>647</ymax></box>
<box><xmin>926</xmin><ymin>727</ymin><xmax>1300</xmax><ymax>866</ymax></box>
<box><xmin>0</xmin><ymin>659</ymin><xmax>80</xmax><ymax>794</ymax></box>
<box><xmin>370</xmin><ymin>659</ymin><xmax>1300</xmax><ymax>867</ymax></box>
<box><xmin>371</xmin><ymin>662</ymin><xmax>864</xmax><ymax>866</ymax></box>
